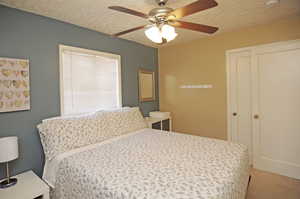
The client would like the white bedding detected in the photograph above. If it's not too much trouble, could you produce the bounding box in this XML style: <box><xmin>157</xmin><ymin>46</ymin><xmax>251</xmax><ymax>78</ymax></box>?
<box><xmin>45</xmin><ymin>128</ymin><xmax>250</xmax><ymax>199</ymax></box>
<box><xmin>43</xmin><ymin>130</ymin><xmax>143</xmax><ymax>188</ymax></box>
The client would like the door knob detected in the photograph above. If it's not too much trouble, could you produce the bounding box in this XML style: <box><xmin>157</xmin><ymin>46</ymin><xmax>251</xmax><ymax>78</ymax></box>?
<box><xmin>233</xmin><ymin>112</ymin><xmax>237</xmax><ymax>116</ymax></box>
<box><xmin>254</xmin><ymin>114</ymin><xmax>259</xmax><ymax>119</ymax></box>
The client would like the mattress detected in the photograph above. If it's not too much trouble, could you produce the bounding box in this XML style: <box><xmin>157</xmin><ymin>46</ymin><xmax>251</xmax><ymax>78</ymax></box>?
<box><xmin>44</xmin><ymin>128</ymin><xmax>250</xmax><ymax>199</ymax></box>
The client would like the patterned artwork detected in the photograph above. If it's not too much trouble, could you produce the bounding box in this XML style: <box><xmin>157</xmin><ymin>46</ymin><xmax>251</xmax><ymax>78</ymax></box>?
<box><xmin>0</xmin><ymin>57</ymin><xmax>30</xmax><ymax>112</ymax></box>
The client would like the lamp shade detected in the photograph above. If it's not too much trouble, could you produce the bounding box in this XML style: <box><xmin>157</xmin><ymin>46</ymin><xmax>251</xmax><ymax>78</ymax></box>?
<box><xmin>0</xmin><ymin>137</ymin><xmax>19</xmax><ymax>163</ymax></box>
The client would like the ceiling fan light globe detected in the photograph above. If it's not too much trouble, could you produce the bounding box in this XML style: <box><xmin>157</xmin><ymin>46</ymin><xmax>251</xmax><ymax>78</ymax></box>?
<box><xmin>161</xmin><ymin>24</ymin><xmax>177</xmax><ymax>42</ymax></box>
<box><xmin>165</xmin><ymin>32</ymin><xmax>177</xmax><ymax>42</ymax></box>
<box><xmin>145</xmin><ymin>26</ymin><xmax>163</xmax><ymax>43</ymax></box>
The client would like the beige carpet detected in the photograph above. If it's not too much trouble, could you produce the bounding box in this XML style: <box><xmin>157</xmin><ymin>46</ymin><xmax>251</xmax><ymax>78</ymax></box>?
<box><xmin>246</xmin><ymin>169</ymin><xmax>300</xmax><ymax>199</ymax></box>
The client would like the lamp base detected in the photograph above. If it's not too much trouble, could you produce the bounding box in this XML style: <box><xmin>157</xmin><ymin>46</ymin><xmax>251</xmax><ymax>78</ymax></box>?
<box><xmin>0</xmin><ymin>178</ymin><xmax>17</xmax><ymax>189</ymax></box>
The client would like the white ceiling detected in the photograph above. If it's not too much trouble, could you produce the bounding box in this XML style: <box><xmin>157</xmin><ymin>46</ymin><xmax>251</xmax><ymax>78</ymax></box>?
<box><xmin>1</xmin><ymin>0</ymin><xmax>299</xmax><ymax>48</ymax></box>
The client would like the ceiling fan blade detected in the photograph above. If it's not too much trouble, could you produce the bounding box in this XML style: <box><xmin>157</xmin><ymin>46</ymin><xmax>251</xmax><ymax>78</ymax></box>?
<box><xmin>169</xmin><ymin>0</ymin><xmax>218</xmax><ymax>19</ymax></box>
<box><xmin>171</xmin><ymin>21</ymin><xmax>218</xmax><ymax>34</ymax></box>
<box><xmin>112</xmin><ymin>25</ymin><xmax>147</xmax><ymax>37</ymax></box>
<box><xmin>108</xmin><ymin>6</ymin><xmax>148</xmax><ymax>19</ymax></box>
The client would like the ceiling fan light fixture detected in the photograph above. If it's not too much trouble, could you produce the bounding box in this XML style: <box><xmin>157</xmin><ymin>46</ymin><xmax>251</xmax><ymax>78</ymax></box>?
<box><xmin>145</xmin><ymin>26</ymin><xmax>163</xmax><ymax>43</ymax></box>
<box><xmin>145</xmin><ymin>24</ymin><xmax>177</xmax><ymax>44</ymax></box>
<box><xmin>109</xmin><ymin>0</ymin><xmax>219</xmax><ymax>44</ymax></box>
<box><xmin>161</xmin><ymin>24</ymin><xmax>177</xmax><ymax>42</ymax></box>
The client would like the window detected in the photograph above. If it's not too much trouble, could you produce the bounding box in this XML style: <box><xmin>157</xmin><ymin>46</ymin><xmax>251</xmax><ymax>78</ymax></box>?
<box><xmin>59</xmin><ymin>45</ymin><xmax>122</xmax><ymax>115</ymax></box>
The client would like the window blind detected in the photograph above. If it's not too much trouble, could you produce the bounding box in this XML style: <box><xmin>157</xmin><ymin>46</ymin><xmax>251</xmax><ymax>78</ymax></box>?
<box><xmin>61</xmin><ymin>49</ymin><xmax>121</xmax><ymax>115</ymax></box>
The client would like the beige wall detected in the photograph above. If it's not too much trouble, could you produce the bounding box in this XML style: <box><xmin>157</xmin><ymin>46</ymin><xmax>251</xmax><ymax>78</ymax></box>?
<box><xmin>159</xmin><ymin>15</ymin><xmax>300</xmax><ymax>140</ymax></box>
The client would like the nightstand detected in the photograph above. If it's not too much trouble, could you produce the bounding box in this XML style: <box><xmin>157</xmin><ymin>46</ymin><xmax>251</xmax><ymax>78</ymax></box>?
<box><xmin>0</xmin><ymin>170</ymin><xmax>50</xmax><ymax>199</ymax></box>
<box><xmin>145</xmin><ymin>116</ymin><xmax>172</xmax><ymax>131</ymax></box>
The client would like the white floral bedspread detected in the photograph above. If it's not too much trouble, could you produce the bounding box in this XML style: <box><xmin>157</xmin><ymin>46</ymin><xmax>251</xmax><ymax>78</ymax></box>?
<box><xmin>52</xmin><ymin>129</ymin><xmax>250</xmax><ymax>199</ymax></box>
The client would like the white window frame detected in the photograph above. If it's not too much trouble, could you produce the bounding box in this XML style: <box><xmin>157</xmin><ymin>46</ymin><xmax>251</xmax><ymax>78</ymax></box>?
<box><xmin>59</xmin><ymin>45</ymin><xmax>122</xmax><ymax>115</ymax></box>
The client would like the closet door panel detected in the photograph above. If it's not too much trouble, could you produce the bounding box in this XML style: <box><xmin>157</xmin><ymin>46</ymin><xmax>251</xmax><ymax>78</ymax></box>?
<box><xmin>253</xmin><ymin>42</ymin><xmax>300</xmax><ymax>179</ymax></box>
<box><xmin>228</xmin><ymin>50</ymin><xmax>252</xmax><ymax>163</ymax></box>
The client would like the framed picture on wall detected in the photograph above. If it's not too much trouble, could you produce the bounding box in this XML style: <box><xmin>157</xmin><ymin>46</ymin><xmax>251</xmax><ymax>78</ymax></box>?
<box><xmin>0</xmin><ymin>57</ymin><xmax>30</xmax><ymax>113</ymax></box>
<box><xmin>138</xmin><ymin>69</ymin><xmax>155</xmax><ymax>102</ymax></box>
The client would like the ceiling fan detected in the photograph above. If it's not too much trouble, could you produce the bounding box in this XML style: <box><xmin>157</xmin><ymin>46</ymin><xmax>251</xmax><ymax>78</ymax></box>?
<box><xmin>108</xmin><ymin>0</ymin><xmax>219</xmax><ymax>44</ymax></box>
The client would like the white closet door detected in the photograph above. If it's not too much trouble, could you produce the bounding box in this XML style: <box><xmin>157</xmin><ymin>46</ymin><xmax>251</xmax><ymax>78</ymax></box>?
<box><xmin>227</xmin><ymin>50</ymin><xmax>253</xmax><ymax>163</ymax></box>
<box><xmin>252</xmin><ymin>41</ymin><xmax>300</xmax><ymax>179</ymax></box>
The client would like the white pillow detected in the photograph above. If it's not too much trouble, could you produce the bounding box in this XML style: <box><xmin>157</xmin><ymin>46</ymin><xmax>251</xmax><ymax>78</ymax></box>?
<box><xmin>37</xmin><ymin>107</ymin><xmax>146</xmax><ymax>160</ymax></box>
<box><xmin>38</xmin><ymin>113</ymin><xmax>99</xmax><ymax>160</ymax></box>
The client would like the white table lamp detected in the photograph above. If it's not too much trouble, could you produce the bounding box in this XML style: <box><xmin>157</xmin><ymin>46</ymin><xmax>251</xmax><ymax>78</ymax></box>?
<box><xmin>0</xmin><ymin>136</ymin><xmax>19</xmax><ymax>189</ymax></box>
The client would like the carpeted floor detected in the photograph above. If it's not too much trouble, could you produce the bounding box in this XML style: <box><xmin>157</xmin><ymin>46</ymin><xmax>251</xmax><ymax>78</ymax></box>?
<box><xmin>246</xmin><ymin>169</ymin><xmax>300</xmax><ymax>199</ymax></box>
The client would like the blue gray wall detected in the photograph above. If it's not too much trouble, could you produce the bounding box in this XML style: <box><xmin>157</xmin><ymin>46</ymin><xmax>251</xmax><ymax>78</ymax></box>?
<box><xmin>0</xmin><ymin>5</ymin><xmax>159</xmax><ymax>179</ymax></box>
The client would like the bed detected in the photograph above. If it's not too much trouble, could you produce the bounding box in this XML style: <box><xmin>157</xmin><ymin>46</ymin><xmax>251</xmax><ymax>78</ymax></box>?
<box><xmin>38</xmin><ymin>107</ymin><xmax>250</xmax><ymax>199</ymax></box>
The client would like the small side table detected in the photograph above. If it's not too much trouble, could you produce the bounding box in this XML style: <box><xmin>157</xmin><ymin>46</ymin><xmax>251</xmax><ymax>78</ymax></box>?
<box><xmin>0</xmin><ymin>170</ymin><xmax>50</xmax><ymax>199</ymax></box>
<box><xmin>145</xmin><ymin>116</ymin><xmax>172</xmax><ymax>132</ymax></box>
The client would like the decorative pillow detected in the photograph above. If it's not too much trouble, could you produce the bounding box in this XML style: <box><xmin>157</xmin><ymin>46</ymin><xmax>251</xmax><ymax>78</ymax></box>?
<box><xmin>37</xmin><ymin>107</ymin><xmax>146</xmax><ymax>161</ymax></box>
<box><xmin>38</xmin><ymin>113</ymin><xmax>99</xmax><ymax>161</ymax></box>
<box><xmin>95</xmin><ymin>107</ymin><xmax>147</xmax><ymax>138</ymax></box>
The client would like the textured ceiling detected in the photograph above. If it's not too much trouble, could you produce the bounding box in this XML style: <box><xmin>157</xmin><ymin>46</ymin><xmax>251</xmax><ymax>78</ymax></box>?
<box><xmin>1</xmin><ymin>0</ymin><xmax>299</xmax><ymax>48</ymax></box>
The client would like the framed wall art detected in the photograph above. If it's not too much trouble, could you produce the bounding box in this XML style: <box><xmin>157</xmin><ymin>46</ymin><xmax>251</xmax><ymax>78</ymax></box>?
<box><xmin>0</xmin><ymin>57</ymin><xmax>30</xmax><ymax>113</ymax></box>
<box><xmin>138</xmin><ymin>69</ymin><xmax>155</xmax><ymax>102</ymax></box>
